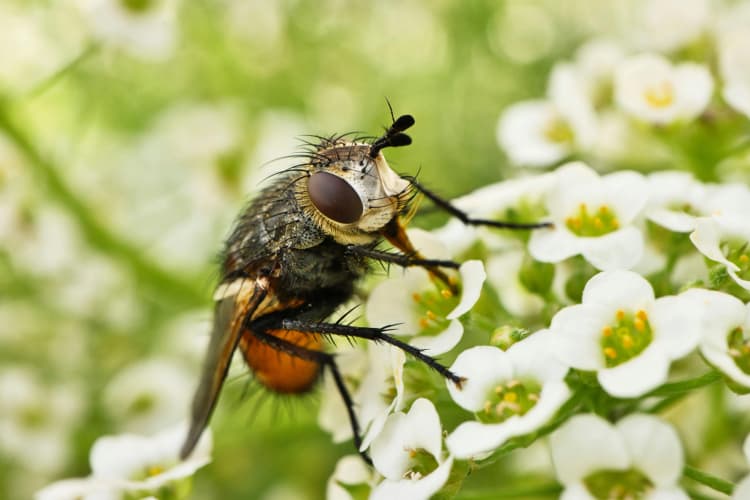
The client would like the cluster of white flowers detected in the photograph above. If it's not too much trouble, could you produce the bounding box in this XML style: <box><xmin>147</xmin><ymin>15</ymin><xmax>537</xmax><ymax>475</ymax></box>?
<box><xmin>317</xmin><ymin>1</ymin><xmax>750</xmax><ymax>498</ymax></box>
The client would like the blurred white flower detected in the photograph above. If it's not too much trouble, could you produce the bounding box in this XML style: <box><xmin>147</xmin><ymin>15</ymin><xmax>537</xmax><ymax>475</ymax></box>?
<box><xmin>74</xmin><ymin>0</ymin><xmax>180</xmax><ymax>61</ymax></box>
<box><xmin>35</xmin><ymin>422</ymin><xmax>212</xmax><ymax>500</ymax></box>
<box><xmin>326</xmin><ymin>455</ymin><xmax>373</xmax><ymax>500</ymax></box>
<box><xmin>485</xmin><ymin>251</ymin><xmax>545</xmax><ymax>317</ymax></box>
<box><xmin>716</xmin><ymin>2</ymin><xmax>750</xmax><ymax>118</ymax></box>
<box><xmin>636</xmin><ymin>0</ymin><xmax>711</xmax><ymax>52</ymax></box>
<box><xmin>497</xmin><ymin>64</ymin><xmax>597</xmax><ymax>167</ymax></box>
<box><xmin>366</xmin><ymin>229</ymin><xmax>486</xmax><ymax>356</ymax></box>
<box><xmin>734</xmin><ymin>434</ymin><xmax>750</xmax><ymax>500</ymax></box>
<box><xmin>574</xmin><ymin>38</ymin><xmax>626</xmax><ymax>103</ymax></box>
<box><xmin>683</xmin><ymin>289</ymin><xmax>750</xmax><ymax>392</ymax></box>
<box><xmin>369</xmin><ymin>398</ymin><xmax>453</xmax><ymax>500</ymax></box>
<box><xmin>0</xmin><ymin>4</ymin><xmax>68</xmax><ymax>93</ymax></box>
<box><xmin>550</xmin><ymin>413</ymin><xmax>687</xmax><ymax>499</ymax></box>
<box><xmin>528</xmin><ymin>162</ymin><xmax>647</xmax><ymax>270</ymax></box>
<box><xmin>550</xmin><ymin>270</ymin><xmax>702</xmax><ymax>397</ymax></box>
<box><xmin>103</xmin><ymin>358</ymin><xmax>195</xmax><ymax>434</ymax></box>
<box><xmin>445</xmin><ymin>330</ymin><xmax>570</xmax><ymax>460</ymax></box>
<box><xmin>645</xmin><ymin>171</ymin><xmax>707</xmax><ymax>232</ymax></box>
<box><xmin>0</xmin><ymin>366</ymin><xmax>84</xmax><ymax>474</ymax></box>
<box><xmin>690</xmin><ymin>215</ymin><xmax>750</xmax><ymax>291</ymax></box>
<box><xmin>614</xmin><ymin>53</ymin><xmax>713</xmax><ymax>124</ymax></box>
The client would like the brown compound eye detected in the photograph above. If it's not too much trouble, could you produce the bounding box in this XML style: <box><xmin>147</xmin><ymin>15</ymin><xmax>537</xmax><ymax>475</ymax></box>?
<box><xmin>308</xmin><ymin>171</ymin><xmax>363</xmax><ymax>224</ymax></box>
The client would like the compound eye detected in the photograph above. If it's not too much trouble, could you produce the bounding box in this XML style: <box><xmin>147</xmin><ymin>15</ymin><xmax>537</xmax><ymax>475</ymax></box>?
<box><xmin>308</xmin><ymin>171</ymin><xmax>363</xmax><ymax>224</ymax></box>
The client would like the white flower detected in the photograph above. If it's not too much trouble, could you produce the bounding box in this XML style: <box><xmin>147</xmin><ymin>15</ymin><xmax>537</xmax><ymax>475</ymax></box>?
<box><xmin>497</xmin><ymin>64</ymin><xmax>597</xmax><ymax>167</ymax></box>
<box><xmin>326</xmin><ymin>455</ymin><xmax>374</xmax><ymax>500</ymax></box>
<box><xmin>0</xmin><ymin>367</ymin><xmax>84</xmax><ymax>474</ymax></box>
<box><xmin>549</xmin><ymin>270</ymin><xmax>702</xmax><ymax>397</ymax></box>
<box><xmin>734</xmin><ymin>434</ymin><xmax>750</xmax><ymax>500</ymax></box>
<box><xmin>690</xmin><ymin>215</ymin><xmax>750</xmax><ymax>291</ymax></box>
<box><xmin>636</xmin><ymin>0</ymin><xmax>711</xmax><ymax>52</ymax></box>
<box><xmin>485</xmin><ymin>251</ymin><xmax>545</xmax><ymax>317</ymax></box>
<box><xmin>614</xmin><ymin>53</ymin><xmax>713</xmax><ymax>124</ymax></box>
<box><xmin>683</xmin><ymin>289</ymin><xmax>750</xmax><ymax>391</ymax></box>
<box><xmin>369</xmin><ymin>398</ymin><xmax>453</xmax><ymax>500</ymax></box>
<box><xmin>645</xmin><ymin>171</ymin><xmax>707</xmax><ymax>232</ymax></box>
<box><xmin>574</xmin><ymin>38</ymin><xmax>626</xmax><ymax>103</ymax></box>
<box><xmin>717</xmin><ymin>2</ymin><xmax>750</xmax><ymax>118</ymax></box>
<box><xmin>444</xmin><ymin>330</ymin><xmax>570</xmax><ymax>460</ymax></box>
<box><xmin>550</xmin><ymin>413</ymin><xmax>688</xmax><ymax>499</ymax></box>
<box><xmin>103</xmin><ymin>358</ymin><xmax>195</xmax><ymax>434</ymax></box>
<box><xmin>74</xmin><ymin>0</ymin><xmax>179</xmax><ymax>61</ymax></box>
<box><xmin>35</xmin><ymin>422</ymin><xmax>212</xmax><ymax>500</ymax></box>
<box><xmin>366</xmin><ymin>229</ymin><xmax>486</xmax><ymax>356</ymax></box>
<box><xmin>528</xmin><ymin>162</ymin><xmax>647</xmax><ymax>271</ymax></box>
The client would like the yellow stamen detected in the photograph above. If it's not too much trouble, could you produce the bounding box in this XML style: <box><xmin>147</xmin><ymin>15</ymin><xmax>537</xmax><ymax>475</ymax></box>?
<box><xmin>419</xmin><ymin>318</ymin><xmax>430</xmax><ymax>329</ymax></box>
<box><xmin>441</xmin><ymin>288</ymin><xmax>453</xmax><ymax>299</ymax></box>
<box><xmin>644</xmin><ymin>81</ymin><xmax>675</xmax><ymax>108</ymax></box>
<box><xmin>616</xmin><ymin>310</ymin><xmax>625</xmax><ymax>321</ymax></box>
<box><xmin>622</xmin><ymin>334</ymin><xmax>634</xmax><ymax>348</ymax></box>
<box><xmin>503</xmin><ymin>392</ymin><xmax>518</xmax><ymax>403</ymax></box>
<box><xmin>604</xmin><ymin>347</ymin><xmax>617</xmax><ymax>359</ymax></box>
<box><xmin>602</xmin><ymin>326</ymin><xmax>613</xmax><ymax>337</ymax></box>
<box><xmin>426</xmin><ymin>310</ymin><xmax>438</xmax><ymax>321</ymax></box>
<box><xmin>593</xmin><ymin>217</ymin><xmax>603</xmax><ymax>229</ymax></box>
<box><xmin>412</xmin><ymin>292</ymin><xmax>421</xmax><ymax>303</ymax></box>
<box><xmin>634</xmin><ymin>318</ymin><xmax>645</xmax><ymax>332</ymax></box>
<box><xmin>636</xmin><ymin>310</ymin><xmax>648</xmax><ymax>321</ymax></box>
<box><xmin>740</xmin><ymin>254</ymin><xmax>749</xmax><ymax>264</ymax></box>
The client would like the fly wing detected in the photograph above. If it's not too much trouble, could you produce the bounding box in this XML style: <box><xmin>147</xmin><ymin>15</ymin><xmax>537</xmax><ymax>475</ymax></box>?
<box><xmin>180</xmin><ymin>276</ymin><xmax>269</xmax><ymax>459</ymax></box>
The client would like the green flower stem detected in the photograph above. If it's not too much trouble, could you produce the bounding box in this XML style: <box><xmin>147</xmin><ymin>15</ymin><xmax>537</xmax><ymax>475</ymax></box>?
<box><xmin>683</xmin><ymin>465</ymin><xmax>734</xmax><ymax>496</ymax></box>
<box><xmin>26</xmin><ymin>43</ymin><xmax>100</xmax><ymax>98</ymax></box>
<box><xmin>0</xmin><ymin>103</ymin><xmax>207</xmax><ymax>308</ymax></box>
<box><xmin>456</xmin><ymin>482</ymin><xmax>562</xmax><ymax>499</ymax></box>
<box><xmin>645</xmin><ymin>370</ymin><xmax>721</xmax><ymax>398</ymax></box>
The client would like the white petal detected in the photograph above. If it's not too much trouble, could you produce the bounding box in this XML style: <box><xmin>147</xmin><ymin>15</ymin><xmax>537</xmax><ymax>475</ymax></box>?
<box><xmin>446</xmin><ymin>420</ymin><xmax>518</xmax><ymax>459</ymax></box>
<box><xmin>690</xmin><ymin>217</ymin><xmax>738</xmax><ymax>270</ymax></box>
<box><xmin>410</xmin><ymin>319</ymin><xmax>463</xmax><ymax>356</ymax></box>
<box><xmin>582</xmin><ymin>270</ymin><xmax>654</xmax><ymax>311</ymax></box>
<box><xmin>446</xmin><ymin>260</ymin><xmax>486</xmax><ymax>320</ymax></box>
<box><xmin>326</xmin><ymin>454</ymin><xmax>371</xmax><ymax>500</ymax></box>
<box><xmin>579</xmin><ymin>227</ymin><xmax>645</xmax><ymax>271</ymax></box>
<box><xmin>508</xmin><ymin>329</ymin><xmax>570</xmax><ymax>382</ymax></box>
<box><xmin>365</xmin><ymin>269</ymin><xmax>427</xmax><ymax>334</ymax></box>
<box><xmin>447</xmin><ymin>346</ymin><xmax>513</xmax><ymax>411</ymax></box>
<box><xmin>497</xmin><ymin>100</ymin><xmax>568</xmax><ymax>167</ymax></box>
<box><xmin>34</xmin><ymin>478</ymin><xmax>112</xmax><ymax>500</ymax></box>
<box><xmin>674</xmin><ymin>63</ymin><xmax>713</xmax><ymax>119</ymax></box>
<box><xmin>598</xmin><ymin>346</ymin><xmax>670</xmax><ymax>398</ymax></box>
<box><xmin>617</xmin><ymin>414</ymin><xmax>683</xmax><ymax>485</ymax></box>
<box><xmin>646</xmin><ymin>487</ymin><xmax>691</xmax><ymax>500</ymax></box>
<box><xmin>370</xmin><ymin>412</ymin><xmax>411</xmax><ymax>480</ymax></box>
<box><xmin>649</xmin><ymin>295</ymin><xmax>702</xmax><ymax>359</ymax></box>
<box><xmin>550</xmin><ymin>414</ymin><xmax>629</xmax><ymax>484</ymax></box>
<box><xmin>369</xmin><ymin>456</ymin><xmax>454</xmax><ymax>500</ymax></box>
<box><xmin>550</xmin><ymin>304</ymin><xmax>610</xmax><ymax>370</ymax></box>
<box><xmin>528</xmin><ymin>227</ymin><xmax>582</xmax><ymax>263</ymax></box>
<box><xmin>405</xmin><ymin>398</ymin><xmax>443</xmax><ymax>460</ymax></box>
<box><xmin>648</xmin><ymin>208</ymin><xmax>698</xmax><ymax>232</ymax></box>
<box><xmin>561</xmin><ymin>483</ymin><xmax>597</xmax><ymax>500</ymax></box>
<box><xmin>734</xmin><ymin>476</ymin><xmax>750</xmax><ymax>500</ymax></box>
<box><xmin>744</xmin><ymin>433</ymin><xmax>750</xmax><ymax>463</ymax></box>
<box><xmin>603</xmin><ymin>171</ymin><xmax>649</xmax><ymax>225</ymax></box>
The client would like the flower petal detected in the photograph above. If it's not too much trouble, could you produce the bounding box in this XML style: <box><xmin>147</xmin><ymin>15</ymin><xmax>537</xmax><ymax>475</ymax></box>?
<box><xmin>369</xmin><ymin>456</ymin><xmax>454</xmax><ymax>500</ymax></box>
<box><xmin>582</xmin><ymin>270</ymin><xmax>654</xmax><ymax>311</ymax></box>
<box><xmin>649</xmin><ymin>295</ymin><xmax>702</xmax><ymax>359</ymax></box>
<box><xmin>410</xmin><ymin>319</ymin><xmax>463</xmax><ymax>356</ymax></box>
<box><xmin>597</xmin><ymin>346</ymin><xmax>669</xmax><ymax>398</ymax></box>
<box><xmin>550</xmin><ymin>414</ymin><xmax>629</xmax><ymax>484</ymax></box>
<box><xmin>579</xmin><ymin>227</ymin><xmax>644</xmax><ymax>271</ymax></box>
<box><xmin>528</xmin><ymin>227</ymin><xmax>582</xmax><ymax>263</ymax></box>
<box><xmin>446</xmin><ymin>260</ymin><xmax>486</xmax><ymax>319</ymax></box>
<box><xmin>617</xmin><ymin>414</ymin><xmax>683</xmax><ymax>485</ymax></box>
<box><xmin>447</xmin><ymin>346</ymin><xmax>513</xmax><ymax>411</ymax></box>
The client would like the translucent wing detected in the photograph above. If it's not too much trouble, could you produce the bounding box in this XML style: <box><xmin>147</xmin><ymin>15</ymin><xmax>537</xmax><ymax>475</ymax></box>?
<box><xmin>180</xmin><ymin>276</ymin><xmax>269</xmax><ymax>459</ymax></box>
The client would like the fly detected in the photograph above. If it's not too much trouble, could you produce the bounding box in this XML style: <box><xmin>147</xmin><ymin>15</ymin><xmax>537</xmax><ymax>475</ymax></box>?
<box><xmin>180</xmin><ymin>110</ymin><xmax>551</xmax><ymax>463</ymax></box>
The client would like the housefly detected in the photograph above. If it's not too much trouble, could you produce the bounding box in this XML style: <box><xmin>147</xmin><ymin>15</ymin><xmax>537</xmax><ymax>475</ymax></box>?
<box><xmin>180</xmin><ymin>111</ymin><xmax>551</xmax><ymax>463</ymax></box>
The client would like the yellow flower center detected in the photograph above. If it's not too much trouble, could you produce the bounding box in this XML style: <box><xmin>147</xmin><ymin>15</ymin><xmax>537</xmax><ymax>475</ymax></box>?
<box><xmin>405</xmin><ymin>448</ymin><xmax>439</xmax><ymax>479</ymax></box>
<box><xmin>478</xmin><ymin>378</ymin><xmax>541</xmax><ymax>424</ymax></box>
<box><xmin>601</xmin><ymin>309</ymin><xmax>653</xmax><ymax>368</ymax></box>
<box><xmin>121</xmin><ymin>0</ymin><xmax>158</xmax><ymax>13</ymax></box>
<box><xmin>721</xmin><ymin>240</ymin><xmax>750</xmax><ymax>280</ymax></box>
<box><xmin>584</xmin><ymin>468</ymin><xmax>653</xmax><ymax>499</ymax></box>
<box><xmin>543</xmin><ymin>116</ymin><xmax>575</xmax><ymax>144</ymax></box>
<box><xmin>566</xmin><ymin>203</ymin><xmax>620</xmax><ymax>237</ymax></box>
<box><xmin>644</xmin><ymin>81</ymin><xmax>675</xmax><ymax>108</ymax></box>
<box><xmin>728</xmin><ymin>326</ymin><xmax>750</xmax><ymax>375</ymax></box>
<box><xmin>412</xmin><ymin>284</ymin><xmax>457</xmax><ymax>334</ymax></box>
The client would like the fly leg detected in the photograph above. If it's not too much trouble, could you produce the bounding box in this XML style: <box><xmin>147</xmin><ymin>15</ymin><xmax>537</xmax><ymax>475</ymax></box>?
<box><xmin>409</xmin><ymin>178</ymin><xmax>554</xmax><ymax>230</ymax></box>
<box><xmin>249</xmin><ymin>327</ymin><xmax>372</xmax><ymax>464</ymax></box>
<box><xmin>280</xmin><ymin>319</ymin><xmax>464</xmax><ymax>388</ymax></box>
<box><xmin>345</xmin><ymin>245</ymin><xmax>459</xmax><ymax>269</ymax></box>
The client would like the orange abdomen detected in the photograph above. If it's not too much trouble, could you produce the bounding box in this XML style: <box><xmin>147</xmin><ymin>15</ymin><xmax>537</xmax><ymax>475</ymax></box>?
<box><xmin>239</xmin><ymin>329</ymin><xmax>322</xmax><ymax>394</ymax></box>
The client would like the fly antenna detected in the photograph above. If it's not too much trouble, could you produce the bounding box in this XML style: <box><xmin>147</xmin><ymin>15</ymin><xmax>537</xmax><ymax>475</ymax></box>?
<box><xmin>369</xmin><ymin>102</ymin><xmax>415</xmax><ymax>158</ymax></box>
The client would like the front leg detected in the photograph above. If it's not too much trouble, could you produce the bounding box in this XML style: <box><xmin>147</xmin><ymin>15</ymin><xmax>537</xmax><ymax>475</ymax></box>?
<box><xmin>410</xmin><ymin>178</ymin><xmax>554</xmax><ymax>230</ymax></box>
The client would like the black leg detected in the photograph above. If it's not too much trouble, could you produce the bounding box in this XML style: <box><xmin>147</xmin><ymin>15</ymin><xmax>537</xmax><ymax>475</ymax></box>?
<box><xmin>279</xmin><ymin>319</ymin><xmax>465</xmax><ymax>388</ymax></box>
<box><xmin>410</xmin><ymin>179</ymin><xmax>553</xmax><ymax>230</ymax></box>
<box><xmin>346</xmin><ymin>245</ymin><xmax>459</xmax><ymax>269</ymax></box>
<box><xmin>250</xmin><ymin>328</ymin><xmax>372</xmax><ymax>464</ymax></box>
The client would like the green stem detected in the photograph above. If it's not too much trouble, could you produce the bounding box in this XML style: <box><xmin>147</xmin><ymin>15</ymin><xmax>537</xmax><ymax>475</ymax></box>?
<box><xmin>0</xmin><ymin>103</ymin><xmax>207</xmax><ymax>308</ymax></box>
<box><xmin>645</xmin><ymin>370</ymin><xmax>721</xmax><ymax>398</ymax></box>
<box><xmin>26</xmin><ymin>43</ymin><xmax>100</xmax><ymax>98</ymax></box>
<box><xmin>683</xmin><ymin>465</ymin><xmax>734</xmax><ymax>496</ymax></box>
